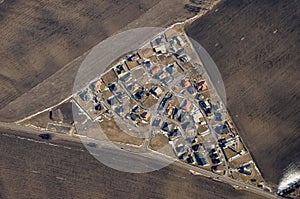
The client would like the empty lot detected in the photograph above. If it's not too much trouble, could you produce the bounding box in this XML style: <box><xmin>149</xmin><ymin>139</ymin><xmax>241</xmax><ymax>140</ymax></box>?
<box><xmin>186</xmin><ymin>0</ymin><xmax>300</xmax><ymax>185</ymax></box>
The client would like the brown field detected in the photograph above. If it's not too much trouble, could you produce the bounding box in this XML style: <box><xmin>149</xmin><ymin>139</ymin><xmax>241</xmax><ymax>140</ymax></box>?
<box><xmin>0</xmin><ymin>0</ymin><xmax>198</xmax><ymax>122</ymax></box>
<box><xmin>0</xmin><ymin>128</ymin><xmax>267</xmax><ymax>199</ymax></box>
<box><xmin>0</xmin><ymin>0</ymin><xmax>159</xmax><ymax>108</ymax></box>
<box><xmin>149</xmin><ymin>133</ymin><xmax>169</xmax><ymax>151</ymax></box>
<box><xmin>186</xmin><ymin>0</ymin><xmax>300</xmax><ymax>185</ymax></box>
<box><xmin>99</xmin><ymin>118</ymin><xmax>144</xmax><ymax>146</ymax></box>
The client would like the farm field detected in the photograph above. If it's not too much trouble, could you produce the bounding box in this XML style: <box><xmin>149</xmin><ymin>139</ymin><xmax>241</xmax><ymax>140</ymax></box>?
<box><xmin>186</xmin><ymin>0</ymin><xmax>300</xmax><ymax>185</ymax></box>
<box><xmin>0</xmin><ymin>0</ymin><xmax>201</xmax><ymax>122</ymax></box>
<box><xmin>0</xmin><ymin>128</ymin><xmax>266</xmax><ymax>199</ymax></box>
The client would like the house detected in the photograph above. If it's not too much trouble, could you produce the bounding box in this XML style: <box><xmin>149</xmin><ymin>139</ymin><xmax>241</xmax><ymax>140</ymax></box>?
<box><xmin>192</xmin><ymin>144</ymin><xmax>200</xmax><ymax>151</ymax></box>
<box><xmin>129</xmin><ymin>113</ymin><xmax>139</xmax><ymax>121</ymax></box>
<box><xmin>194</xmin><ymin>152</ymin><xmax>209</xmax><ymax>166</ymax></box>
<box><xmin>187</xmin><ymin>154</ymin><xmax>195</xmax><ymax>164</ymax></box>
<box><xmin>165</xmin><ymin>64</ymin><xmax>176</xmax><ymax>75</ymax></box>
<box><xmin>134</xmin><ymin>88</ymin><xmax>146</xmax><ymax>101</ymax></box>
<box><xmin>149</xmin><ymin>86</ymin><xmax>163</xmax><ymax>97</ymax></box>
<box><xmin>195</xmin><ymin>93</ymin><xmax>205</xmax><ymax>100</ymax></box>
<box><xmin>166</xmin><ymin>104</ymin><xmax>173</xmax><ymax>117</ymax></box>
<box><xmin>180</xmin><ymin>99</ymin><xmax>192</xmax><ymax>112</ymax></box>
<box><xmin>158</xmin><ymin>93</ymin><xmax>173</xmax><ymax>111</ymax></box>
<box><xmin>191</xmin><ymin>109</ymin><xmax>203</xmax><ymax>123</ymax></box>
<box><xmin>151</xmin><ymin>35</ymin><xmax>167</xmax><ymax>54</ymax></box>
<box><xmin>181</xmin><ymin>77</ymin><xmax>191</xmax><ymax>88</ymax></box>
<box><xmin>153</xmin><ymin>45</ymin><xmax>167</xmax><ymax>54</ymax></box>
<box><xmin>186</xmin><ymin>86</ymin><xmax>196</xmax><ymax>95</ymax></box>
<box><xmin>238</xmin><ymin>163</ymin><xmax>252</xmax><ymax>175</ymax></box>
<box><xmin>162</xmin><ymin>76</ymin><xmax>173</xmax><ymax>86</ymax></box>
<box><xmin>91</xmin><ymin>79</ymin><xmax>105</xmax><ymax>93</ymax></box>
<box><xmin>150</xmin><ymin>65</ymin><xmax>161</xmax><ymax>75</ymax></box>
<box><xmin>119</xmin><ymin>72</ymin><xmax>132</xmax><ymax>82</ymax></box>
<box><xmin>161</xmin><ymin>122</ymin><xmax>171</xmax><ymax>132</ymax></box>
<box><xmin>143</xmin><ymin>59</ymin><xmax>152</xmax><ymax>68</ymax></box>
<box><xmin>158</xmin><ymin>98</ymin><xmax>167</xmax><ymax>111</ymax></box>
<box><xmin>177</xmin><ymin>110</ymin><xmax>186</xmax><ymax>122</ymax></box>
<box><xmin>173</xmin><ymin>136</ymin><xmax>188</xmax><ymax>156</ymax></box>
<box><xmin>113</xmin><ymin>63</ymin><xmax>129</xmax><ymax>78</ymax></box>
<box><xmin>199</xmin><ymin>99</ymin><xmax>212</xmax><ymax>116</ymax></box>
<box><xmin>209</xmin><ymin>148</ymin><xmax>222</xmax><ymax>165</ymax></box>
<box><xmin>114</xmin><ymin>105</ymin><xmax>124</xmax><ymax>115</ymax></box>
<box><xmin>179</xmin><ymin>54</ymin><xmax>191</xmax><ymax>63</ymax></box>
<box><xmin>194</xmin><ymin>80</ymin><xmax>208</xmax><ymax>91</ymax></box>
<box><xmin>140</xmin><ymin>111</ymin><xmax>151</xmax><ymax>121</ymax></box>
<box><xmin>152</xmin><ymin>118</ymin><xmax>161</xmax><ymax>127</ymax></box>
<box><xmin>126</xmin><ymin>52</ymin><xmax>140</xmax><ymax>62</ymax></box>
<box><xmin>107</xmin><ymin>96</ymin><xmax>119</xmax><ymax>106</ymax></box>
<box><xmin>108</xmin><ymin>83</ymin><xmax>117</xmax><ymax>92</ymax></box>
<box><xmin>131</xmin><ymin>105</ymin><xmax>139</xmax><ymax>113</ymax></box>
<box><xmin>169</xmin><ymin>35</ymin><xmax>185</xmax><ymax>52</ymax></box>
<box><xmin>79</xmin><ymin>89</ymin><xmax>91</xmax><ymax>102</ymax></box>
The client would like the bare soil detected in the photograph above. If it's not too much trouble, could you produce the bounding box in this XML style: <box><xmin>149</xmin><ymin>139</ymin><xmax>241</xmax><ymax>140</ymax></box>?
<box><xmin>0</xmin><ymin>128</ymin><xmax>267</xmax><ymax>199</ymax></box>
<box><xmin>0</xmin><ymin>0</ymin><xmax>197</xmax><ymax>122</ymax></box>
<box><xmin>99</xmin><ymin>118</ymin><xmax>144</xmax><ymax>146</ymax></box>
<box><xmin>149</xmin><ymin>133</ymin><xmax>169</xmax><ymax>151</ymax></box>
<box><xmin>186</xmin><ymin>0</ymin><xmax>300</xmax><ymax>185</ymax></box>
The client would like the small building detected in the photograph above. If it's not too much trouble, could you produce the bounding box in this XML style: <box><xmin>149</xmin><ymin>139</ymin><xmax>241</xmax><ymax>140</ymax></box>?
<box><xmin>191</xmin><ymin>109</ymin><xmax>203</xmax><ymax>124</ymax></box>
<box><xmin>161</xmin><ymin>122</ymin><xmax>171</xmax><ymax>132</ymax></box>
<box><xmin>149</xmin><ymin>86</ymin><xmax>163</xmax><ymax>97</ymax></box>
<box><xmin>152</xmin><ymin>118</ymin><xmax>161</xmax><ymax>127</ymax></box>
<box><xmin>91</xmin><ymin>79</ymin><xmax>105</xmax><ymax>93</ymax></box>
<box><xmin>181</xmin><ymin>77</ymin><xmax>191</xmax><ymax>88</ymax></box>
<box><xmin>129</xmin><ymin>113</ymin><xmax>139</xmax><ymax>121</ymax></box>
<box><xmin>177</xmin><ymin>110</ymin><xmax>186</xmax><ymax>123</ymax></box>
<box><xmin>180</xmin><ymin>99</ymin><xmax>192</xmax><ymax>112</ymax></box>
<box><xmin>140</xmin><ymin>111</ymin><xmax>151</xmax><ymax>121</ymax></box>
<box><xmin>143</xmin><ymin>59</ymin><xmax>152</xmax><ymax>68</ymax></box>
<box><xmin>126</xmin><ymin>52</ymin><xmax>140</xmax><ymax>62</ymax></box>
<box><xmin>194</xmin><ymin>80</ymin><xmax>208</xmax><ymax>91</ymax></box>
<box><xmin>238</xmin><ymin>163</ymin><xmax>252</xmax><ymax>175</ymax></box>
<box><xmin>107</xmin><ymin>96</ymin><xmax>119</xmax><ymax>106</ymax></box>
<box><xmin>151</xmin><ymin>35</ymin><xmax>167</xmax><ymax>54</ymax></box>
<box><xmin>134</xmin><ymin>88</ymin><xmax>147</xmax><ymax>101</ymax></box>
<box><xmin>194</xmin><ymin>152</ymin><xmax>209</xmax><ymax>166</ymax></box>
<box><xmin>153</xmin><ymin>45</ymin><xmax>167</xmax><ymax>54</ymax></box>
<box><xmin>113</xmin><ymin>63</ymin><xmax>129</xmax><ymax>78</ymax></box>
<box><xmin>119</xmin><ymin>72</ymin><xmax>132</xmax><ymax>82</ymax></box>
<box><xmin>150</xmin><ymin>65</ymin><xmax>161</xmax><ymax>75</ymax></box>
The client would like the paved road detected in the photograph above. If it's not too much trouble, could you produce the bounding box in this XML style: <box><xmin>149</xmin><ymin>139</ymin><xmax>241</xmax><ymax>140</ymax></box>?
<box><xmin>0</xmin><ymin>122</ymin><xmax>279</xmax><ymax>198</ymax></box>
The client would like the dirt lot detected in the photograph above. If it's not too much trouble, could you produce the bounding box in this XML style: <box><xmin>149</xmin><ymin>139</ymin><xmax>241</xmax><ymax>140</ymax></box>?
<box><xmin>0</xmin><ymin>128</ymin><xmax>266</xmax><ymax>199</ymax></box>
<box><xmin>0</xmin><ymin>0</ymin><xmax>199</xmax><ymax>122</ymax></box>
<box><xmin>186</xmin><ymin>0</ymin><xmax>300</xmax><ymax>185</ymax></box>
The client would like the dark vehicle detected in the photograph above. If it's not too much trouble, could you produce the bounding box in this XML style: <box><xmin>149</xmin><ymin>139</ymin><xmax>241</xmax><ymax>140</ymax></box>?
<box><xmin>39</xmin><ymin>133</ymin><xmax>52</xmax><ymax>140</ymax></box>
<box><xmin>87</xmin><ymin>143</ymin><xmax>97</xmax><ymax>148</ymax></box>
